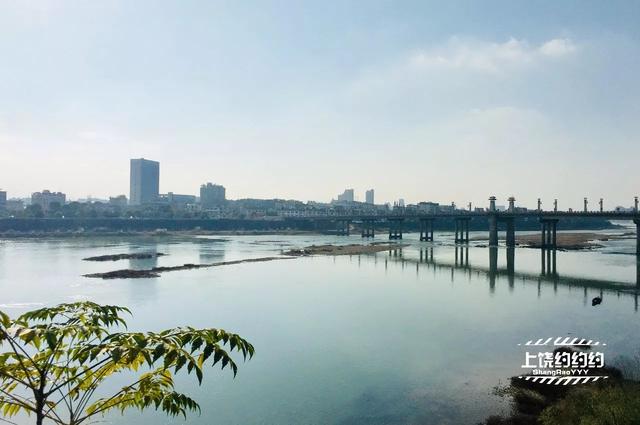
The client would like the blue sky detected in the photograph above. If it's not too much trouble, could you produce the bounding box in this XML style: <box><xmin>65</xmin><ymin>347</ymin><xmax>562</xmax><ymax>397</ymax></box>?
<box><xmin>1</xmin><ymin>1</ymin><xmax>639</xmax><ymax>209</ymax></box>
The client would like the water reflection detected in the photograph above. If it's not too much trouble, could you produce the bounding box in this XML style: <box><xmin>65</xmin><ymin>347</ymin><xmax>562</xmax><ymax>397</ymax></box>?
<box><xmin>454</xmin><ymin>245</ymin><xmax>469</xmax><ymax>268</ymax></box>
<box><xmin>541</xmin><ymin>248</ymin><xmax>557</xmax><ymax>276</ymax></box>
<box><xmin>128</xmin><ymin>242</ymin><xmax>160</xmax><ymax>270</ymax></box>
<box><xmin>3</xmin><ymin>236</ymin><xmax>640</xmax><ymax>425</ymax></box>
<box><xmin>406</xmin><ymin>246</ymin><xmax>640</xmax><ymax>312</ymax></box>
<box><xmin>198</xmin><ymin>240</ymin><xmax>226</xmax><ymax>263</ymax></box>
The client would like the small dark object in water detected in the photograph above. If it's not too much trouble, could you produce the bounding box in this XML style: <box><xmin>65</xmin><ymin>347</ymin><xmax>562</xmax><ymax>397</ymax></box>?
<box><xmin>592</xmin><ymin>296</ymin><xmax>602</xmax><ymax>306</ymax></box>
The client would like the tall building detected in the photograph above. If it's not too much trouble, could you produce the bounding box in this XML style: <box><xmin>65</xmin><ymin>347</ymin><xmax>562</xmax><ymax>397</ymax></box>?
<box><xmin>32</xmin><ymin>190</ymin><xmax>66</xmax><ymax>211</ymax></box>
<box><xmin>365</xmin><ymin>189</ymin><xmax>374</xmax><ymax>205</ymax></box>
<box><xmin>129</xmin><ymin>158</ymin><xmax>159</xmax><ymax>205</ymax></box>
<box><xmin>337</xmin><ymin>189</ymin><xmax>354</xmax><ymax>203</ymax></box>
<box><xmin>0</xmin><ymin>190</ymin><xmax>6</xmax><ymax>209</ymax></box>
<box><xmin>200</xmin><ymin>183</ymin><xmax>226</xmax><ymax>208</ymax></box>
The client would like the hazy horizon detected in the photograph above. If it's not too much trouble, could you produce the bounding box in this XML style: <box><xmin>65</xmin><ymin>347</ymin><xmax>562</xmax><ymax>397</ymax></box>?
<box><xmin>1</xmin><ymin>1</ymin><xmax>639</xmax><ymax>209</ymax></box>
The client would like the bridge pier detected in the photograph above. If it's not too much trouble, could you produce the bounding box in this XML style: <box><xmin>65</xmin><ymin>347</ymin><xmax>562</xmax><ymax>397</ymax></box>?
<box><xmin>454</xmin><ymin>218</ymin><xmax>470</xmax><ymax>244</ymax></box>
<box><xmin>488</xmin><ymin>214</ymin><xmax>498</xmax><ymax>247</ymax></box>
<box><xmin>336</xmin><ymin>219</ymin><xmax>351</xmax><ymax>236</ymax></box>
<box><xmin>361</xmin><ymin>219</ymin><xmax>375</xmax><ymax>238</ymax></box>
<box><xmin>505</xmin><ymin>217</ymin><xmax>515</xmax><ymax>247</ymax></box>
<box><xmin>388</xmin><ymin>218</ymin><xmax>404</xmax><ymax>240</ymax></box>
<box><xmin>540</xmin><ymin>219</ymin><xmax>558</xmax><ymax>249</ymax></box>
<box><xmin>419</xmin><ymin>218</ymin><xmax>434</xmax><ymax>242</ymax></box>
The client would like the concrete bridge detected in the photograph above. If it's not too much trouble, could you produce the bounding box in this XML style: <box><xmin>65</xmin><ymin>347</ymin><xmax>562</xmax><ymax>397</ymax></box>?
<box><xmin>309</xmin><ymin>196</ymin><xmax>640</xmax><ymax>254</ymax></box>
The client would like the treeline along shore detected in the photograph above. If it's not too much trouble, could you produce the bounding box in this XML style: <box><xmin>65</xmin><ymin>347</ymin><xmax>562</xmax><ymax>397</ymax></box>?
<box><xmin>0</xmin><ymin>216</ymin><xmax>618</xmax><ymax>237</ymax></box>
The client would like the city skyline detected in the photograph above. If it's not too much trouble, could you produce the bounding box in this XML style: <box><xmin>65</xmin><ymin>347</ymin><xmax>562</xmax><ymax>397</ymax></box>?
<box><xmin>1</xmin><ymin>157</ymin><xmax>639</xmax><ymax>211</ymax></box>
<box><xmin>1</xmin><ymin>1</ymin><xmax>639</xmax><ymax>208</ymax></box>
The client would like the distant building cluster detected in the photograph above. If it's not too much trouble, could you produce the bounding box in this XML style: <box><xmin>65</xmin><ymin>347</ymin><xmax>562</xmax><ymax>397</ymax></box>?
<box><xmin>5</xmin><ymin>158</ymin><xmax>636</xmax><ymax>220</ymax></box>
<box><xmin>32</xmin><ymin>190</ymin><xmax>66</xmax><ymax>211</ymax></box>
<box><xmin>0</xmin><ymin>171</ymin><xmax>491</xmax><ymax>219</ymax></box>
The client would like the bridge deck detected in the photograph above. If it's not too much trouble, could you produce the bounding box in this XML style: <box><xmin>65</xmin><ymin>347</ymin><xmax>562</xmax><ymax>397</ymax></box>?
<box><xmin>304</xmin><ymin>211</ymin><xmax>640</xmax><ymax>221</ymax></box>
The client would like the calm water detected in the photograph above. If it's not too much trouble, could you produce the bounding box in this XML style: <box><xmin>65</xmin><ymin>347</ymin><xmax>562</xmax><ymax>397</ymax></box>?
<box><xmin>0</xmin><ymin>227</ymin><xmax>639</xmax><ymax>425</ymax></box>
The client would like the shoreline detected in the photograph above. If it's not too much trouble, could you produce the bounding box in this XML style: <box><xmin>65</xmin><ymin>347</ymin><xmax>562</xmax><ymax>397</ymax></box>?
<box><xmin>0</xmin><ymin>228</ymin><xmax>630</xmax><ymax>240</ymax></box>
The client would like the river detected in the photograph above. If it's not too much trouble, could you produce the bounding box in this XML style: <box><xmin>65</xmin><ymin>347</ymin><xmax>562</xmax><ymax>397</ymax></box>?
<box><xmin>0</xmin><ymin>226</ymin><xmax>638</xmax><ymax>424</ymax></box>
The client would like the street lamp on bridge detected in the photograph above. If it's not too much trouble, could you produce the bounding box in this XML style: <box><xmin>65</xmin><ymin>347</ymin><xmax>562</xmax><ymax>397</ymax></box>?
<box><xmin>489</xmin><ymin>196</ymin><xmax>496</xmax><ymax>212</ymax></box>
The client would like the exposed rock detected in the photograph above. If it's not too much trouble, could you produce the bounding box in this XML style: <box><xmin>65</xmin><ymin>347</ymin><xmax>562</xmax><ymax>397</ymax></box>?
<box><xmin>84</xmin><ymin>269</ymin><xmax>161</xmax><ymax>279</ymax></box>
<box><xmin>83</xmin><ymin>253</ymin><xmax>166</xmax><ymax>262</ymax></box>
<box><xmin>84</xmin><ymin>256</ymin><xmax>294</xmax><ymax>279</ymax></box>
<box><xmin>284</xmin><ymin>243</ymin><xmax>406</xmax><ymax>256</ymax></box>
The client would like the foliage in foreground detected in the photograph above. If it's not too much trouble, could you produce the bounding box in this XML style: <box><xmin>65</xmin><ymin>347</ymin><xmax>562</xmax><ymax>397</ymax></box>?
<box><xmin>0</xmin><ymin>302</ymin><xmax>254</xmax><ymax>425</ymax></box>
<box><xmin>539</xmin><ymin>383</ymin><xmax>640</xmax><ymax>425</ymax></box>
<box><xmin>482</xmin><ymin>380</ymin><xmax>640</xmax><ymax>425</ymax></box>
<box><xmin>480</xmin><ymin>346</ymin><xmax>640</xmax><ymax>425</ymax></box>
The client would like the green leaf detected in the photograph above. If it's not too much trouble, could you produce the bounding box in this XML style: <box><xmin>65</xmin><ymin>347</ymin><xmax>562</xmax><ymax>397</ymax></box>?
<box><xmin>152</xmin><ymin>344</ymin><xmax>165</xmax><ymax>363</ymax></box>
<box><xmin>45</xmin><ymin>331</ymin><xmax>57</xmax><ymax>350</ymax></box>
<box><xmin>0</xmin><ymin>302</ymin><xmax>252</xmax><ymax>424</ymax></box>
<box><xmin>0</xmin><ymin>310</ymin><xmax>9</xmax><ymax>327</ymax></box>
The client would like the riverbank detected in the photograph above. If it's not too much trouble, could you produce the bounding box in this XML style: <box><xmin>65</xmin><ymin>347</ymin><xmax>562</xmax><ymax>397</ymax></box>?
<box><xmin>0</xmin><ymin>229</ymin><xmax>321</xmax><ymax>239</ymax></box>
<box><xmin>0</xmin><ymin>216</ymin><xmax>620</xmax><ymax>238</ymax></box>
<box><xmin>479</xmin><ymin>346</ymin><xmax>640</xmax><ymax>425</ymax></box>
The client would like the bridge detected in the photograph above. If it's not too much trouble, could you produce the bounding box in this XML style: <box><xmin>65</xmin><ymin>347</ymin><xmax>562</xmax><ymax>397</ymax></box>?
<box><xmin>306</xmin><ymin>196</ymin><xmax>640</xmax><ymax>254</ymax></box>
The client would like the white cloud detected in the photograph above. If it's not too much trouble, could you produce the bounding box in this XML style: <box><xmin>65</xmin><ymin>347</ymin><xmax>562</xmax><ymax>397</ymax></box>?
<box><xmin>407</xmin><ymin>37</ymin><xmax>577</xmax><ymax>74</ymax></box>
<box><xmin>538</xmin><ymin>38</ymin><xmax>577</xmax><ymax>57</ymax></box>
<box><xmin>345</xmin><ymin>36</ymin><xmax>579</xmax><ymax>107</ymax></box>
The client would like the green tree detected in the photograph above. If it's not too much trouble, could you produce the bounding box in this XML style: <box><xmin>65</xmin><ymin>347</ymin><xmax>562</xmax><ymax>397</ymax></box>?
<box><xmin>47</xmin><ymin>203</ymin><xmax>62</xmax><ymax>217</ymax></box>
<box><xmin>0</xmin><ymin>302</ymin><xmax>253</xmax><ymax>425</ymax></box>
<box><xmin>24</xmin><ymin>204</ymin><xmax>44</xmax><ymax>219</ymax></box>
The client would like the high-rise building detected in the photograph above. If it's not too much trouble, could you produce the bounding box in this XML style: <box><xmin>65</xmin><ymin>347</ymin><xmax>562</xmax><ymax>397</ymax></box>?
<box><xmin>337</xmin><ymin>189</ymin><xmax>354</xmax><ymax>203</ymax></box>
<box><xmin>200</xmin><ymin>183</ymin><xmax>226</xmax><ymax>208</ymax></box>
<box><xmin>129</xmin><ymin>158</ymin><xmax>159</xmax><ymax>205</ymax></box>
<box><xmin>31</xmin><ymin>190</ymin><xmax>66</xmax><ymax>211</ymax></box>
<box><xmin>0</xmin><ymin>190</ymin><xmax>6</xmax><ymax>209</ymax></box>
<box><xmin>365</xmin><ymin>189</ymin><xmax>374</xmax><ymax>205</ymax></box>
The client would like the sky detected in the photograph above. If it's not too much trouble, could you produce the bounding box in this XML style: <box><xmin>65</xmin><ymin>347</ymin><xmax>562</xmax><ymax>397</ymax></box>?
<box><xmin>1</xmin><ymin>0</ymin><xmax>639</xmax><ymax>209</ymax></box>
